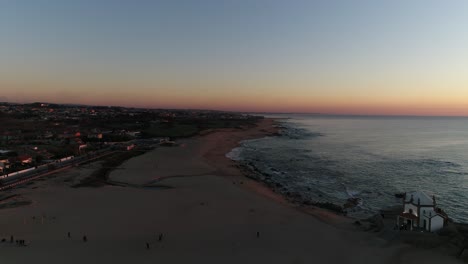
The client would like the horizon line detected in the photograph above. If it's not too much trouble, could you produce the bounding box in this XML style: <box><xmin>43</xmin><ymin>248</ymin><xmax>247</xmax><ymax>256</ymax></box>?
<box><xmin>2</xmin><ymin>100</ymin><xmax>468</xmax><ymax>118</ymax></box>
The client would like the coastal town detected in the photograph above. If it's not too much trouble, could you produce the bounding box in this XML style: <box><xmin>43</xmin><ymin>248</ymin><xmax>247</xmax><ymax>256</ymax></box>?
<box><xmin>0</xmin><ymin>102</ymin><xmax>259</xmax><ymax>187</ymax></box>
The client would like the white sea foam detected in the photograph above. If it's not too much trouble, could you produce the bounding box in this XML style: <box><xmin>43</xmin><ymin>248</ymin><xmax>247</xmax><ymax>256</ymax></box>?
<box><xmin>345</xmin><ymin>186</ymin><xmax>360</xmax><ymax>198</ymax></box>
<box><xmin>227</xmin><ymin>115</ymin><xmax>468</xmax><ymax>222</ymax></box>
<box><xmin>226</xmin><ymin>147</ymin><xmax>243</xmax><ymax>161</ymax></box>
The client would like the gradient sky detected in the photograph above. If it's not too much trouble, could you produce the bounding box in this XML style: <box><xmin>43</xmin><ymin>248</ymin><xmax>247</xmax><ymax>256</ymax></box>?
<box><xmin>1</xmin><ymin>0</ymin><xmax>468</xmax><ymax>115</ymax></box>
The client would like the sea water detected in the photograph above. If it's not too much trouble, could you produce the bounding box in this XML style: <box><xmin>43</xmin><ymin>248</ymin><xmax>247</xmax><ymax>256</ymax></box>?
<box><xmin>227</xmin><ymin>115</ymin><xmax>468</xmax><ymax>222</ymax></box>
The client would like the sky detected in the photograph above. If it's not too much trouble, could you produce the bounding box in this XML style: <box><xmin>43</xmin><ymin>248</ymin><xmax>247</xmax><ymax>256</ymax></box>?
<box><xmin>1</xmin><ymin>0</ymin><xmax>468</xmax><ymax>116</ymax></box>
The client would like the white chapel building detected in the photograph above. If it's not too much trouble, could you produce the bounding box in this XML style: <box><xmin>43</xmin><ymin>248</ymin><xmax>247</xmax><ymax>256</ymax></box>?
<box><xmin>397</xmin><ymin>191</ymin><xmax>448</xmax><ymax>232</ymax></box>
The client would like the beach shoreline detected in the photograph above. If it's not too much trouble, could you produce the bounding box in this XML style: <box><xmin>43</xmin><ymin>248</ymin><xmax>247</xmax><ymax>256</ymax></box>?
<box><xmin>194</xmin><ymin>117</ymin><xmax>468</xmax><ymax>261</ymax></box>
<box><xmin>0</xmin><ymin>117</ymin><xmax>463</xmax><ymax>264</ymax></box>
<box><xmin>197</xmin><ymin>117</ymin><xmax>351</xmax><ymax>226</ymax></box>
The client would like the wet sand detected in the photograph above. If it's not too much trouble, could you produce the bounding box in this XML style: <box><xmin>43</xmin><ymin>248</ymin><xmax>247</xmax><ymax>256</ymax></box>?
<box><xmin>0</xmin><ymin>118</ymin><xmax>462</xmax><ymax>263</ymax></box>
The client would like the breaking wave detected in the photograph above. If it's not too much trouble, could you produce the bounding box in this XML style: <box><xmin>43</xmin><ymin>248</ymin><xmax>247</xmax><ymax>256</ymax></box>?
<box><xmin>227</xmin><ymin>117</ymin><xmax>468</xmax><ymax>222</ymax></box>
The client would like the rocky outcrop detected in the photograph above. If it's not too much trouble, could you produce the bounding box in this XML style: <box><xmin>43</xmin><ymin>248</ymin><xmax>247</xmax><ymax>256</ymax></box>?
<box><xmin>343</xmin><ymin>197</ymin><xmax>361</xmax><ymax>209</ymax></box>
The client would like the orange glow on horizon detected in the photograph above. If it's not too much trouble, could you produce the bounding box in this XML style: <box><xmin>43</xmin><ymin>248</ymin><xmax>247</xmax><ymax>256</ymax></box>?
<box><xmin>2</xmin><ymin>78</ymin><xmax>468</xmax><ymax>116</ymax></box>
<box><xmin>8</xmin><ymin>94</ymin><xmax>468</xmax><ymax>117</ymax></box>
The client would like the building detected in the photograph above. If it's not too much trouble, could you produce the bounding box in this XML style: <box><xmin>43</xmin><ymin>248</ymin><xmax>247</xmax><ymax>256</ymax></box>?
<box><xmin>0</xmin><ymin>160</ymin><xmax>6</xmax><ymax>173</ymax></box>
<box><xmin>397</xmin><ymin>191</ymin><xmax>448</xmax><ymax>232</ymax></box>
<box><xmin>0</xmin><ymin>149</ymin><xmax>13</xmax><ymax>156</ymax></box>
<box><xmin>0</xmin><ymin>158</ymin><xmax>11</xmax><ymax>172</ymax></box>
<box><xmin>126</xmin><ymin>131</ymin><xmax>141</xmax><ymax>138</ymax></box>
<box><xmin>88</xmin><ymin>133</ymin><xmax>103</xmax><ymax>139</ymax></box>
<box><xmin>17</xmin><ymin>155</ymin><xmax>33</xmax><ymax>165</ymax></box>
<box><xmin>126</xmin><ymin>144</ymin><xmax>135</xmax><ymax>151</ymax></box>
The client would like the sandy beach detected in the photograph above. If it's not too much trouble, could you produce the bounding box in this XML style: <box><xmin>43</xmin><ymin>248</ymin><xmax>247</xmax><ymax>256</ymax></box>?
<box><xmin>0</xmin><ymin>118</ymin><xmax>462</xmax><ymax>263</ymax></box>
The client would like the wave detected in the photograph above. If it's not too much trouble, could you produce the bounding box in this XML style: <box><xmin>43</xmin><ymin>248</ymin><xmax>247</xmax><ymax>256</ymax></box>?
<box><xmin>345</xmin><ymin>186</ymin><xmax>361</xmax><ymax>198</ymax></box>
<box><xmin>278</xmin><ymin>122</ymin><xmax>324</xmax><ymax>139</ymax></box>
<box><xmin>225</xmin><ymin>147</ymin><xmax>243</xmax><ymax>161</ymax></box>
<box><xmin>405</xmin><ymin>158</ymin><xmax>462</xmax><ymax>168</ymax></box>
<box><xmin>226</xmin><ymin>117</ymin><xmax>468</xmax><ymax>222</ymax></box>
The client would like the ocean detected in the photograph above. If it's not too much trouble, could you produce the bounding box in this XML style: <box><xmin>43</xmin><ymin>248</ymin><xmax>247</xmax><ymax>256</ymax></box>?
<box><xmin>227</xmin><ymin>115</ymin><xmax>468</xmax><ymax>223</ymax></box>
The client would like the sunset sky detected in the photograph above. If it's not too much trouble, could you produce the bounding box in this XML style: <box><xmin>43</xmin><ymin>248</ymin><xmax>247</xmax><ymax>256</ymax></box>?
<box><xmin>1</xmin><ymin>0</ymin><xmax>468</xmax><ymax>115</ymax></box>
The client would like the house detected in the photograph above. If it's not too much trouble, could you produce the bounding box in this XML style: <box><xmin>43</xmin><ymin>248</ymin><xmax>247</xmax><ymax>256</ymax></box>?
<box><xmin>88</xmin><ymin>133</ymin><xmax>103</xmax><ymax>139</ymax></box>
<box><xmin>0</xmin><ymin>159</ymin><xmax>11</xmax><ymax>170</ymax></box>
<box><xmin>126</xmin><ymin>131</ymin><xmax>141</xmax><ymax>138</ymax></box>
<box><xmin>396</xmin><ymin>191</ymin><xmax>448</xmax><ymax>232</ymax></box>
<box><xmin>17</xmin><ymin>155</ymin><xmax>33</xmax><ymax>165</ymax></box>
<box><xmin>78</xmin><ymin>144</ymin><xmax>88</xmax><ymax>153</ymax></box>
<box><xmin>0</xmin><ymin>160</ymin><xmax>7</xmax><ymax>173</ymax></box>
<box><xmin>42</xmin><ymin>131</ymin><xmax>54</xmax><ymax>139</ymax></box>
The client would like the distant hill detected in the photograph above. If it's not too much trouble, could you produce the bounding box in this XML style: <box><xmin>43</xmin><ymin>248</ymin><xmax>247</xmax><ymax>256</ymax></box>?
<box><xmin>26</xmin><ymin>102</ymin><xmax>61</xmax><ymax>108</ymax></box>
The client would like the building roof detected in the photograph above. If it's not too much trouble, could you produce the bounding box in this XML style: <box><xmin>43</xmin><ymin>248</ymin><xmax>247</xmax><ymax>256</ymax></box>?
<box><xmin>405</xmin><ymin>191</ymin><xmax>434</xmax><ymax>206</ymax></box>
<box><xmin>17</xmin><ymin>155</ymin><xmax>33</xmax><ymax>161</ymax></box>
<box><xmin>421</xmin><ymin>209</ymin><xmax>447</xmax><ymax>219</ymax></box>
<box><xmin>399</xmin><ymin>212</ymin><xmax>418</xmax><ymax>220</ymax></box>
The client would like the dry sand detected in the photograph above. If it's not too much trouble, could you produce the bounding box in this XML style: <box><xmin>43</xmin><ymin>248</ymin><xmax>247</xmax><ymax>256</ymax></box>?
<box><xmin>0</xmin><ymin>118</ymin><xmax>462</xmax><ymax>263</ymax></box>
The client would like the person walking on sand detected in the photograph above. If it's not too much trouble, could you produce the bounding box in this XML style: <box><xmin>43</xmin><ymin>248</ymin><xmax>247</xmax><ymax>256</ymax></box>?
<box><xmin>256</xmin><ymin>231</ymin><xmax>260</xmax><ymax>238</ymax></box>
<box><xmin>68</xmin><ymin>232</ymin><xmax>71</xmax><ymax>238</ymax></box>
<box><xmin>10</xmin><ymin>235</ymin><xmax>13</xmax><ymax>243</ymax></box>
<box><xmin>83</xmin><ymin>235</ymin><xmax>87</xmax><ymax>242</ymax></box>
<box><xmin>158</xmin><ymin>233</ymin><xmax>163</xmax><ymax>242</ymax></box>
<box><xmin>146</xmin><ymin>242</ymin><xmax>150</xmax><ymax>249</ymax></box>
